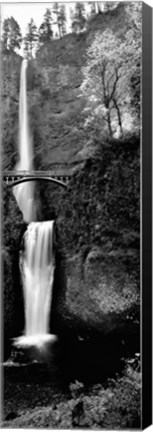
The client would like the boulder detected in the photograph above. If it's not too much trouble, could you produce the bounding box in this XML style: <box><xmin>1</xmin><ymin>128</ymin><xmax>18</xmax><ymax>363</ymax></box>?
<box><xmin>52</xmin><ymin>247</ymin><xmax>139</xmax><ymax>337</ymax></box>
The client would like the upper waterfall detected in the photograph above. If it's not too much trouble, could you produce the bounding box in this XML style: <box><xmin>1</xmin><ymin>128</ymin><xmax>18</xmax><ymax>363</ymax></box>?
<box><xmin>13</xmin><ymin>59</ymin><xmax>36</xmax><ymax>222</ymax></box>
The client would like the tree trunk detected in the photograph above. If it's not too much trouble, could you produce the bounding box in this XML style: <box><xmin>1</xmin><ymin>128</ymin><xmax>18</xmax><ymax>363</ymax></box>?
<box><xmin>107</xmin><ymin>108</ymin><xmax>113</xmax><ymax>136</ymax></box>
<box><xmin>58</xmin><ymin>23</ymin><xmax>62</xmax><ymax>38</ymax></box>
<box><xmin>113</xmin><ymin>98</ymin><xmax>123</xmax><ymax>135</ymax></box>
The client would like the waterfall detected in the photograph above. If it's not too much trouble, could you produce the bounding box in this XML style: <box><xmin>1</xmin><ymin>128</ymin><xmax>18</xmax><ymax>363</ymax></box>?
<box><xmin>14</xmin><ymin>221</ymin><xmax>55</xmax><ymax>348</ymax></box>
<box><xmin>13</xmin><ymin>59</ymin><xmax>56</xmax><ymax>348</ymax></box>
<box><xmin>13</xmin><ymin>59</ymin><xmax>36</xmax><ymax>222</ymax></box>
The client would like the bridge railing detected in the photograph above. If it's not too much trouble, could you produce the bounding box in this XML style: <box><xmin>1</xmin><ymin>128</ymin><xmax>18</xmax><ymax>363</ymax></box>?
<box><xmin>3</xmin><ymin>170</ymin><xmax>72</xmax><ymax>177</ymax></box>
<box><xmin>2</xmin><ymin>170</ymin><xmax>72</xmax><ymax>187</ymax></box>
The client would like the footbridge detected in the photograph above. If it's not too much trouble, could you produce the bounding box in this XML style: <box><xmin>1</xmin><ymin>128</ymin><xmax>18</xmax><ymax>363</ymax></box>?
<box><xmin>3</xmin><ymin>170</ymin><xmax>72</xmax><ymax>188</ymax></box>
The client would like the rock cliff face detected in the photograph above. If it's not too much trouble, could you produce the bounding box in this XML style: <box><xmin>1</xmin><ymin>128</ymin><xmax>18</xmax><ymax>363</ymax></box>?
<box><xmin>65</xmin><ymin>248</ymin><xmax>139</xmax><ymax>334</ymax></box>
<box><xmin>51</xmin><ymin>247</ymin><xmax>139</xmax><ymax>338</ymax></box>
<box><xmin>3</xmin><ymin>184</ymin><xmax>26</xmax><ymax>358</ymax></box>
<box><xmin>54</xmin><ymin>136</ymin><xmax>140</xmax><ymax>338</ymax></box>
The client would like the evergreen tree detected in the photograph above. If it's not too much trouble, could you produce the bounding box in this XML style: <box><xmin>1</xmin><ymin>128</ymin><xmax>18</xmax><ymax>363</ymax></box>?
<box><xmin>39</xmin><ymin>8</ymin><xmax>53</xmax><ymax>43</ymax></box>
<box><xmin>96</xmin><ymin>2</ymin><xmax>104</xmax><ymax>13</ymax></box>
<box><xmin>2</xmin><ymin>19</ymin><xmax>10</xmax><ymax>51</ymax></box>
<box><xmin>104</xmin><ymin>2</ymin><xmax>119</xmax><ymax>12</ymax></box>
<box><xmin>71</xmin><ymin>3</ymin><xmax>86</xmax><ymax>34</ymax></box>
<box><xmin>58</xmin><ymin>5</ymin><xmax>67</xmax><ymax>37</ymax></box>
<box><xmin>52</xmin><ymin>3</ymin><xmax>61</xmax><ymax>38</ymax></box>
<box><xmin>69</xmin><ymin>7</ymin><xmax>74</xmax><ymax>26</ymax></box>
<box><xmin>24</xmin><ymin>19</ymin><xmax>38</xmax><ymax>58</ymax></box>
<box><xmin>2</xmin><ymin>17</ymin><xmax>22</xmax><ymax>53</ymax></box>
<box><xmin>88</xmin><ymin>2</ymin><xmax>96</xmax><ymax>17</ymax></box>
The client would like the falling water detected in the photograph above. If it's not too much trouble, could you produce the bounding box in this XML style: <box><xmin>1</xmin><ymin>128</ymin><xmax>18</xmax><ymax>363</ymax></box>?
<box><xmin>13</xmin><ymin>59</ymin><xmax>36</xmax><ymax>222</ymax></box>
<box><xmin>15</xmin><ymin>221</ymin><xmax>55</xmax><ymax>348</ymax></box>
<box><xmin>13</xmin><ymin>60</ymin><xmax>56</xmax><ymax>348</ymax></box>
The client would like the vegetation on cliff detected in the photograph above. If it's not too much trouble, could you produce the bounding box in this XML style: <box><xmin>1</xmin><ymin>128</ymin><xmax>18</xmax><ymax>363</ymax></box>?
<box><xmin>57</xmin><ymin>135</ymin><xmax>140</xmax><ymax>262</ymax></box>
<box><xmin>3</xmin><ymin>359</ymin><xmax>140</xmax><ymax>429</ymax></box>
<box><xmin>55</xmin><ymin>133</ymin><xmax>140</xmax><ymax>336</ymax></box>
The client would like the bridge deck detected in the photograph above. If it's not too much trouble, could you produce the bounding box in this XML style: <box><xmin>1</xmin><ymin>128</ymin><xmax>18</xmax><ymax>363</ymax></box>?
<box><xmin>3</xmin><ymin>170</ymin><xmax>72</xmax><ymax>177</ymax></box>
<box><xmin>2</xmin><ymin>170</ymin><xmax>72</xmax><ymax>188</ymax></box>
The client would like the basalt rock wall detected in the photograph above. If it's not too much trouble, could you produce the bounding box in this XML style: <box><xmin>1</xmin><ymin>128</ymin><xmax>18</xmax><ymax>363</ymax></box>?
<box><xmin>2</xmin><ymin>183</ymin><xmax>26</xmax><ymax>359</ymax></box>
<box><xmin>54</xmin><ymin>136</ymin><xmax>140</xmax><ymax>339</ymax></box>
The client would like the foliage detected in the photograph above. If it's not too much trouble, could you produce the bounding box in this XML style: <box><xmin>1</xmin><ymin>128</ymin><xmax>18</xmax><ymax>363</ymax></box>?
<box><xmin>87</xmin><ymin>2</ymin><xmax>97</xmax><ymax>17</ymax></box>
<box><xmin>39</xmin><ymin>9</ymin><xmax>53</xmax><ymax>43</ymax></box>
<box><xmin>69</xmin><ymin>381</ymin><xmax>85</xmax><ymax>398</ymax></box>
<box><xmin>104</xmin><ymin>2</ymin><xmax>120</xmax><ymax>12</ymax></box>
<box><xmin>3</xmin><ymin>364</ymin><xmax>141</xmax><ymax>428</ymax></box>
<box><xmin>126</xmin><ymin>2</ymin><xmax>142</xmax><ymax>119</ymax></box>
<box><xmin>52</xmin><ymin>3</ymin><xmax>67</xmax><ymax>39</ymax></box>
<box><xmin>24</xmin><ymin>19</ymin><xmax>38</xmax><ymax>58</ymax></box>
<box><xmin>1</xmin><ymin>51</ymin><xmax>22</xmax><ymax>170</ymax></box>
<box><xmin>67</xmin><ymin>364</ymin><xmax>141</xmax><ymax>429</ymax></box>
<box><xmin>57</xmin><ymin>134</ymin><xmax>140</xmax><ymax>281</ymax></box>
<box><xmin>71</xmin><ymin>3</ymin><xmax>86</xmax><ymax>34</ymax></box>
<box><xmin>2</xmin><ymin>17</ymin><xmax>22</xmax><ymax>53</ymax></box>
<box><xmin>58</xmin><ymin>5</ymin><xmax>67</xmax><ymax>37</ymax></box>
<box><xmin>81</xmin><ymin>30</ymin><xmax>123</xmax><ymax>136</ymax></box>
<box><xmin>81</xmin><ymin>3</ymin><xmax>141</xmax><ymax>136</ymax></box>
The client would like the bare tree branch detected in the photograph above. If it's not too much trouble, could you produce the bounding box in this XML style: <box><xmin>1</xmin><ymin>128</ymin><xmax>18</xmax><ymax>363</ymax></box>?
<box><xmin>101</xmin><ymin>65</ymin><xmax>109</xmax><ymax>108</ymax></box>
<box><xmin>108</xmin><ymin>67</ymin><xmax>121</xmax><ymax>103</ymax></box>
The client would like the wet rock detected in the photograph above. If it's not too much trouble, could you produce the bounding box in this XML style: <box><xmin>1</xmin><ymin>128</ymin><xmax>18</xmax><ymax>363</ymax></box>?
<box><xmin>3</xmin><ymin>183</ymin><xmax>25</xmax><ymax>359</ymax></box>
<box><xmin>5</xmin><ymin>411</ymin><xmax>18</xmax><ymax>421</ymax></box>
<box><xmin>52</xmin><ymin>247</ymin><xmax>139</xmax><ymax>337</ymax></box>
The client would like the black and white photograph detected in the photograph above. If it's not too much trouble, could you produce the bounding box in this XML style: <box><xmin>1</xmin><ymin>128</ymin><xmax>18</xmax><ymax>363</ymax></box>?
<box><xmin>0</xmin><ymin>1</ymin><xmax>144</xmax><ymax>429</ymax></box>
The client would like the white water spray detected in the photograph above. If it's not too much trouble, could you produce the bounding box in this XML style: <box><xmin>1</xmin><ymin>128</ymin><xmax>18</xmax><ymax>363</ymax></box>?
<box><xmin>15</xmin><ymin>221</ymin><xmax>55</xmax><ymax>348</ymax></box>
<box><xmin>13</xmin><ymin>60</ymin><xmax>56</xmax><ymax>348</ymax></box>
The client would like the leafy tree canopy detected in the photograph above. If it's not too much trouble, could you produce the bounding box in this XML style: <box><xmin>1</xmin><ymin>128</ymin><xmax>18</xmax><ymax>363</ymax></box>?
<box><xmin>81</xmin><ymin>2</ymin><xmax>141</xmax><ymax>137</ymax></box>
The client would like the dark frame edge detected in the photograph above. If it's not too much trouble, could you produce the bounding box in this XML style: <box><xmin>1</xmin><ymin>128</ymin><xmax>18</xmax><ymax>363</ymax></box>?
<box><xmin>142</xmin><ymin>2</ymin><xmax>152</xmax><ymax>430</ymax></box>
<box><xmin>0</xmin><ymin>3</ymin><xmax>4</xmax><ymax>426</ymax></box>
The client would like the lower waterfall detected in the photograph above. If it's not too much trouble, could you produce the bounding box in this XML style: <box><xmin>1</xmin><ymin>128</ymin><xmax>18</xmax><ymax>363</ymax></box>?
<box><xmin>14</xmin><ymin>220</ymin><xmax>56</xmax><ymax>348</ymax></box>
